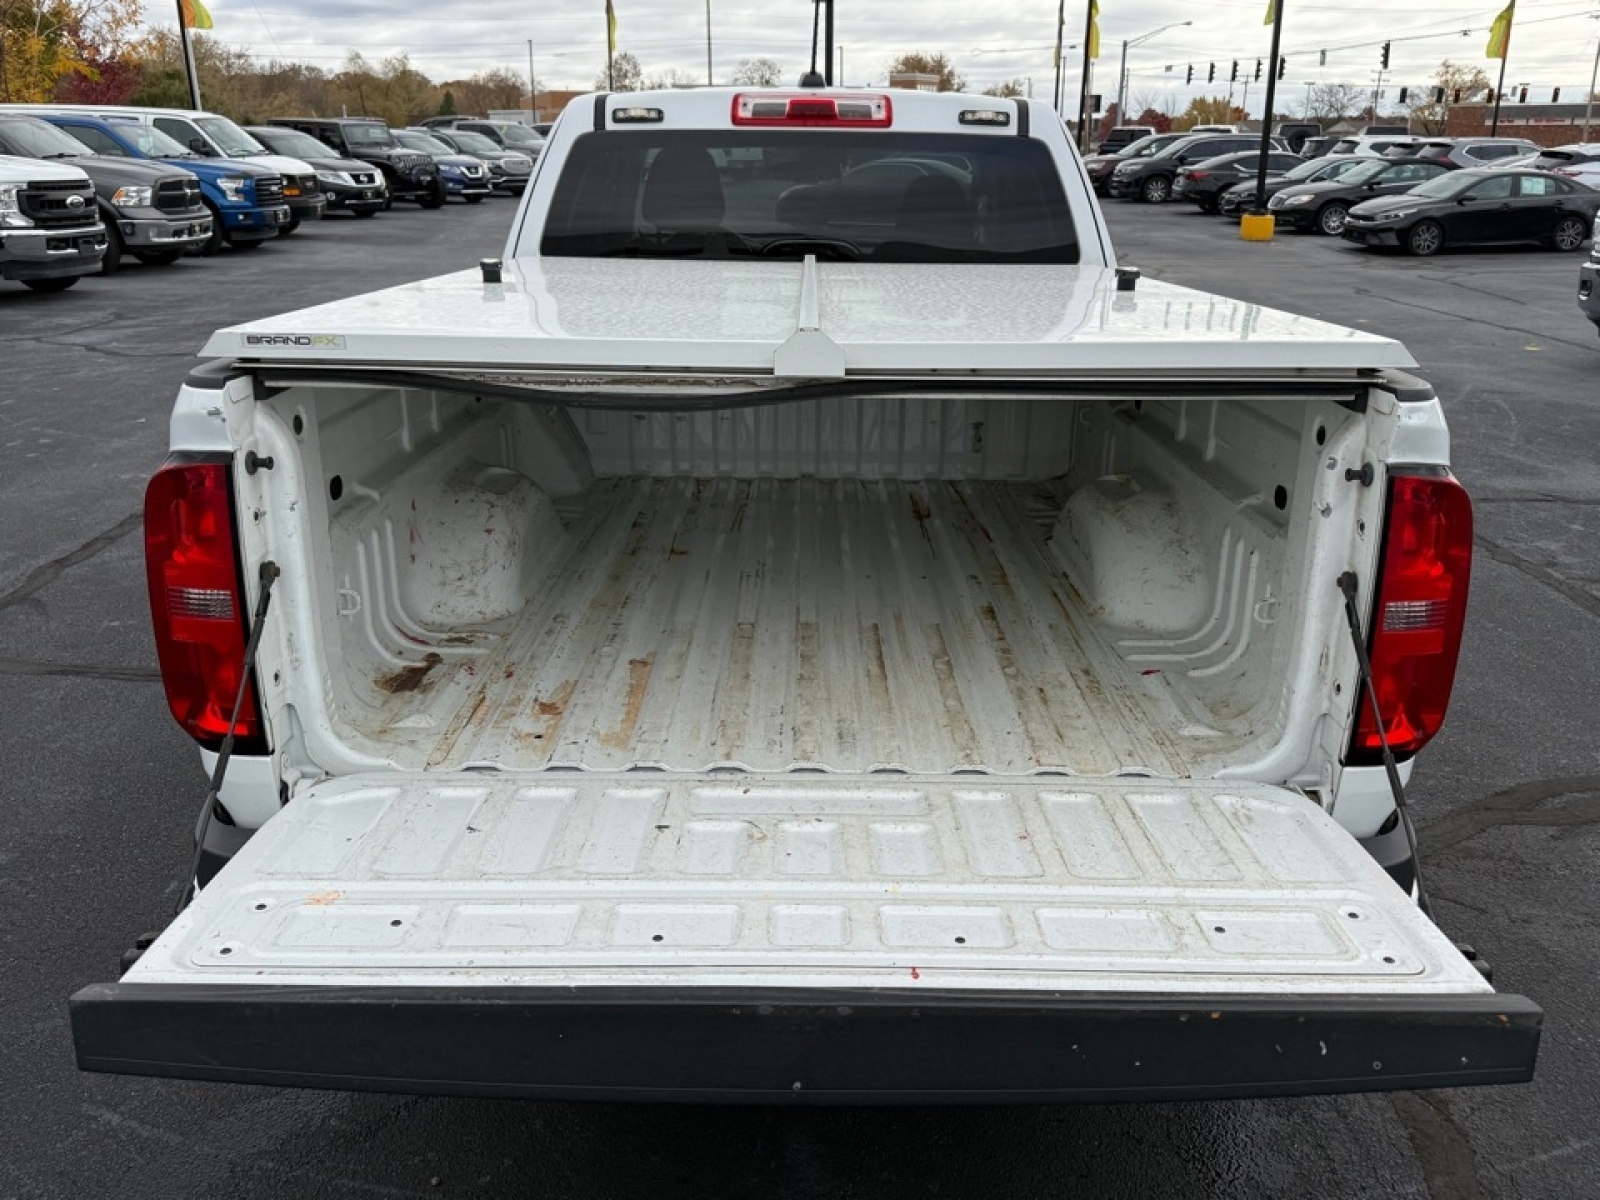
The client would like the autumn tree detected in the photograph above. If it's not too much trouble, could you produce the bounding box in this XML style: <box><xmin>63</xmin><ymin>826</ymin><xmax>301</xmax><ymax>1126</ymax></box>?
<box><xmin>1173</xmin><ymin>96</ymin><xmax>1245</xmax><ymax>130</ymax></box>
<box><xmin>595</xmin><ymin>50</ymin><xmax>643</xmax><ymax>91</ymax></box>
<box><xmin>1405</xmin><ymin>60</ymin><xmax>1491</xmax><ymax>135</ymax></box>
<box><xmin>885</xmin><ymin>52</ymin><xmax>964</xmax><ymax>93</ymax></box>
<box><xmin>982</xmin><ymin>78</ymin><xmax>1027</xmax><ymax>98</ymax></box>
<box><xmin>731</xmin><ymin>56</ymin><xmax>781</xmax><ymax>86</ymax></box>
<box><xmin>1132</xmin><ymin>106</ymin><xmax>1173</xmax><ymax>133</ymax></box>
<box><xmin>1</xmin><ymin>0</ymin><xmax>143</xmax><ymax>103</ymax></box>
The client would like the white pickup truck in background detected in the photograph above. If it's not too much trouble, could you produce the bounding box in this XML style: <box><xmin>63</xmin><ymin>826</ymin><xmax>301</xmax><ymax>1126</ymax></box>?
<box><xmin>73</xmin><ymin>88</ymin><xmax>1540</xmax><ymax>1102</ymax></box>
<box><xmin>0</xmin><ymin>154</ymin><xmax>106</xmax><ymax>291</ymax></box>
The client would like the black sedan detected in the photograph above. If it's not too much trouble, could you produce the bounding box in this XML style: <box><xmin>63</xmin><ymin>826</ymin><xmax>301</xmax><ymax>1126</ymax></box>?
<box><xmin>1343</xmin><ymin>168</ymin><xmax>1598</xmax><ymax>256</ymax></box>
<box><xmin>1266</xmin><ymin>157</ymin><xmax>1456</xmax><ymax>236</ymax></box>
<box><xmin>1218</xmin><ymin>155</ymin><xmax>1382</xmax><ymax>217</ymax></box>
<box><xmin>1172</xmin><ymin>150</ymin><xmax>1305</xmax><ymax>213</ymax></box>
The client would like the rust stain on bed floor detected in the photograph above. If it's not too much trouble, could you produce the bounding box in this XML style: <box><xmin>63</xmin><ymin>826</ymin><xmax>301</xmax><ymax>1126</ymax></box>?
<box><xmin>600</xmin><ymin>656</ymin><xmax>655</xmax><ymax>748</ymax></box>
<box><xmin>376</xmin><ymin>652</ymin><xmax>442</xmax><ymax>694</ymax></box>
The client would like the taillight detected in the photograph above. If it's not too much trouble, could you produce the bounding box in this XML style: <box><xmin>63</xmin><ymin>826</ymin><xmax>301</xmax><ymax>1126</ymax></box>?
<box><xmin>731</xmin><ymin>92</ymin><xmax>893</xmax><ymax>127</ymax></box>
<box><xmin>144</xmin><ymin>453</ymin><xmax>268</xmax><ymax>754</ymax></box>
<box><xmin>1186</xmin><ymin>170</ymin><xmax>1207</xmax><ymax>180</ymax></box>
<box><xmin>1348</xmin><ymin>470</ymin><xmax>1472</xmax><ymax>763</ymax></box>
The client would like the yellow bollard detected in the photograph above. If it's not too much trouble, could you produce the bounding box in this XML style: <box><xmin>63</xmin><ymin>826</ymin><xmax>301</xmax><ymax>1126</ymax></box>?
<box><xmin>1240</xmin><ymin>212</ymin><xmax>1275</xmax><ymax>242</ymax></box>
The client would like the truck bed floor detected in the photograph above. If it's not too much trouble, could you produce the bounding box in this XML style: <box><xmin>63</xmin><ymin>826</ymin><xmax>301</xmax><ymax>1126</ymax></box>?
<box><xmin>364</xmin><ymin>477</ymin><xmax>1190</xmax><ymax>777</ymax></box>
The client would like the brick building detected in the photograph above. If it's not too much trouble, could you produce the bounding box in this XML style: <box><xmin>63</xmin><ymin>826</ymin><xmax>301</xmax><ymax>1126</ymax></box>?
<box><xmin>1444</xmin><ymin>102</ymin><xmax>1598</xmax><ymax>147</ymax></box>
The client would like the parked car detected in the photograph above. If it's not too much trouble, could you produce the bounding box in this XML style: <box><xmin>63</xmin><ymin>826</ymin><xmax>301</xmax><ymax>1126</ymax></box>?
<box><xmin>19</xmin><ymin>105</ymin><xmax>324</xmax><ymax>234</ymax></box>
<box><xmin>1579</xmin><ymin>244</ymin><xmax>1600</xmax><ymax>335</ymax></box>
<box><xmin>393</xmin><ymin>129</ymin><xmax>494</xmax><ymax>202</ymax></box>
<box><xmin>1218</xmin><ymin>154</ymin><xmax>1383</xmax><ymax>217</ymax></box>
<box><xmin>422</xmin><ymin>127</ymin><xmax>532</xmax><ymax>195</ymax></box>
<box><xmin>1526</xmin><ymin>144</ymin><xmax>1600</xmax><ymax>190</ymax></box>
<box><xmin>1298</xmin><ymin>136</ymin><xmax>1339</xmax><ymax>160</ymax></box>
<box><xmin>1402</xmin><ymin>137</ymin><xmax>1538</xmax><ymax>168</ymax></box>
<box><xmin>1327</xmin><ymin>135</ymin><xmax>1422</xmax><ymax>158</ymax></box>
<box><xmin>0</xmin><ymin>114</ymin><xmax>208</xmax><ymax>272</ymax></box>
<box><xmin>1080</xmin><ymin>132</ymin><xmax>1191</xmax><ymax>196</ymax></box>
<box><xmin>1108</xmin><ymin>133</ymin><xmax>1280</xmax><ymax>203</ymax></box>
<box><xmin>1343</xmin><ymin>167</ymin><xmax>1598</xmax><ymax>256</ymax></box>
<box><xmin>1268</xmin><ymin>157</ymin><xmax>1456</xmax><ymax>235</ymax></box>
<box><xmin>424</xmin><ymin>117</ymin><xmax>545</xmax><ymax>164</ymax></box>
<box><xmin>1360</xmin><ymin>124</ymin><xmax>1411</xmax><ymax>136</ymax></box>
<box><xmin>0</xmin><ymin>152</ymin><xmax>105</xmax><ymax>290</ymax></box>
<box><xmin>17</xmin><ymin>110</ymin><xmax>289</xmax><ymax>252</ymax></box>
<box><xmin>243</xmin><ymin>126</ymin><xmax>388</xmax><ymax>217</ymax></box>
<box><xmin>269</xmin><ymin>118</ymin><xmax>444</xmax><ymax>207</ymax></box>
<box><xmin>1172</xmin><ymin>150</ymin><xmax>1305</xmax><ymax>213</ymax></box>
<box><xmin>1097</xmin><ymin>124</ymin><xmax>1157</xmax><ymax>154</ymax></box>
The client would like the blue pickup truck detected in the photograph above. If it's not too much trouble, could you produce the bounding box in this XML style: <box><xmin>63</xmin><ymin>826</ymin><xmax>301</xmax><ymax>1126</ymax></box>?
<box><xmin>7</xmin><ymin>109</ymin><xmax>290</xmax><ymax>253</ymax></box>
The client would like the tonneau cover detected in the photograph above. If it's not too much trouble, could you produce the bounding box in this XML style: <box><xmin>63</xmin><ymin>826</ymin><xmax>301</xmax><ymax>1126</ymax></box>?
<box><xmin>203</xmin><ymin>259</ymin><xmax>1417</xmax><ymax>376</ymax></box>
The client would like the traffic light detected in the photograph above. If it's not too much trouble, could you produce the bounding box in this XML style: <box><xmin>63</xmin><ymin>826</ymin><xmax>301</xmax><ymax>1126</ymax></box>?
<box><xmin>1453</xmin><ymin>88</ymin><xmax>1462</xmax><ymax>103</ymax></box>
<box><xmin>1433</xmin><ymin>87</ymin><xmax>1446</xmax><ymax>104</ymax></box>
<box><xmin>1230</xmin><ymin>60</ymin><xmax>1238</xmax><ymax>82</ymax></box>
<box><xmin>1278</xmin><ymin>56</ymin><xmax>1287</xmax><ymax>80</ymax></box>
<box><xmin>1552</xmin><ymin>87</ymin><xmax>1561</xmax><ymax>103</ymax></box>
<box><xmin>1397</xmin><ymin>87</ymin><xmax>1408</xmax><ymax>104</ymax></box>
<box><xmin>1186</xmin><ymin>65</ymin><xmax>1194</xmax><ymax>84</ymax></box>
<box><xmin>1208</xmin><ymin>63</ymin><xmax>1216</xmax><ymax>83</ymax></box>
<box><xmin>1380</xmin><ymin>42</ymin><xmax>1391</xmax><ymax>70</ymax></box>
<box><xmin>1319</xmin><ymin>49</ymin><xmax>1327</xmax><ymax>67</ymax></box>
<box><xmin>1518</xmin><ymin>86</ymin><xmax>1528</xmax><ymax>103</ymax></box>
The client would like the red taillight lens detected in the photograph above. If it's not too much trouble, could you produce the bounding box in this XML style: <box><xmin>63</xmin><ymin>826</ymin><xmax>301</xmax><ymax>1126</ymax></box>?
<box><xmin>1348</xmin><ymin>470</ymin><xmax>1473</xmax><ymax>763</ymax></box>
<box><xmin>1187</xmin><ymin>171</ymin><xmax>1207</xmax><ymax>180</ymax></box>
<box><xmin>144</xmin><ymin>453</ymin><xmax>267</xmax><ymax>754</ymax></box>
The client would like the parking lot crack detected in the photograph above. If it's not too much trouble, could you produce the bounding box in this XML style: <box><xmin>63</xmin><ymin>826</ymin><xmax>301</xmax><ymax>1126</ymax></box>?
<box><xmin>0</xmin><ymin>511</ymin><xmax>141</xmax><ymax>611</ymax></box>
<box><xmin>0</xmin><ymin>657</ymin><xmax>160</xmax><ymax>682</ymax></box>
<box><xmin>1475</xmin><ymin>533</ymin><xmax>1600</xmax><ymax>621</ymax></box>
<box><xmin>1420</xmin><ymin>776</ymin><xmax>1600</xmax><ymax>852</ymax></box>
<box><xmin>1350</xmin><ymin>287</ymin><xmax>1599</xmax><ymax>354</ymax></box>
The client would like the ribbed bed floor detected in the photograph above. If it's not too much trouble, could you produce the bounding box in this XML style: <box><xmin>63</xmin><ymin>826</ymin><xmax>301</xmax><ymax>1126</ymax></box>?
<box><xmin>366</xmin><ymin>477</ymin><xmax>1186</xmax><ymax>777</ymax></box>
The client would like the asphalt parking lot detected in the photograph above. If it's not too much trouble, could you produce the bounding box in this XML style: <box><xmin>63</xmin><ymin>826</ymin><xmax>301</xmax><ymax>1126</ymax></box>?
<box><xmin>2</xmin><ymin>193</ymin><xmax>1597</xmax><ymax>1199</ymax></box>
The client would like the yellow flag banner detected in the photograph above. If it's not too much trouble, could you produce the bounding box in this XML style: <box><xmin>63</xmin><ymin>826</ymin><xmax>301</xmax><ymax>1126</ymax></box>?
<box><xmin>606</xmin><ymin>0</ymin><xmax>617</xmax><ymax>57</ymax></box>
<box><xmin>1088</xmin><ymin>0</ymin><xmax>1101</xmax><ymax>59</ymax></box>
<box><xmin>1486</xmin><ymin>0</ymin><xmax>1513</xmax><ymax>59</ymax></box>
<box><xmin>1264</xmin><ymin>0</ymin><xmax>1276</xmax><ymax>26</ymax></box>
<box><xmin>180</xmin><ymin>0</ymin><xmax>213</xmax><ymax>30</ymax></box>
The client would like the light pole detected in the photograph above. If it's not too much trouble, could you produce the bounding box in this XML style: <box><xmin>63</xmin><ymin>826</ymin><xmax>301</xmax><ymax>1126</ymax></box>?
<box><xmin>1584</xmin><ymin>19</ymin><xmax>1600</xmax><ymax>141</ymax></box>
<box><xmin>1117</xmin><ymin>20</ymin><xmax>1191</xmax><ymax>123</ymax></box>
<box><xmin>527</xmin><ymin>40</ymin><xmax>536</xmax><ymax>122</ymax></box>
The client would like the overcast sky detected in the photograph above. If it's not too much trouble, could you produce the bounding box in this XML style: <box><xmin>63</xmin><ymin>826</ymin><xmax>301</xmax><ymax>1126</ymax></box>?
<box><xmin>166</xmin><ymin>0</ymin><xmax>1600</xmax><ymax>115</ymax></box>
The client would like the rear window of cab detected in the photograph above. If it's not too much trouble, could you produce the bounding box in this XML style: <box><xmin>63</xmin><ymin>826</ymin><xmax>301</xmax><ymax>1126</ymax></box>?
<box><xmin>540</xmin><ymin>130</ymin><xmax>1078</xmax><ymax>263</ymax></box>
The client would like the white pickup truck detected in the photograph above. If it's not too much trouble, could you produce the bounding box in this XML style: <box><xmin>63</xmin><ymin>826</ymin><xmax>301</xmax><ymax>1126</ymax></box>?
<box><xmin>0</xmin><ymin>154</ymin><xmax>106</xmax><ymax>291</ymax></box>
<box><xmin>75</xmin><ymin>88</ymin><xmax>1540</xmax><ymax>1102</ymax></box>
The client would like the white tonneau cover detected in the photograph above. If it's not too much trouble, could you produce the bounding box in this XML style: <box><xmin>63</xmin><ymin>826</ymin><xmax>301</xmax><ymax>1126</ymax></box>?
<box><xmin>203</xmin><ymin>259</ymin><xmax>1416</xmax><ymax>377</ymax></box>
<box><xmin>129</xmin><ymin>774</ymin><xmax>1490</xmax><ymax>996</ymax></box>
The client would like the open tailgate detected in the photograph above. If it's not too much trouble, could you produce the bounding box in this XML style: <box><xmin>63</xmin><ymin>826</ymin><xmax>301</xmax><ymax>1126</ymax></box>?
<box><xmin>73</xmin><ymin>774</ymin><xmax>1539</xmax><ymax>1102</ymax></box>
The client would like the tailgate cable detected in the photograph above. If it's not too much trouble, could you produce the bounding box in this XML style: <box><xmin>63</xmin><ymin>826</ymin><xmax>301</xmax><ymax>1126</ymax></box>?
<box><xmin>1336</xmin><ymin>570</ymin><xmax>1432</xmax><ymax>918</ymax></box>
<box><xmin>177</xmin><ymin>560</ymin><xmax>280</xmax><ymax>916</ymax></box>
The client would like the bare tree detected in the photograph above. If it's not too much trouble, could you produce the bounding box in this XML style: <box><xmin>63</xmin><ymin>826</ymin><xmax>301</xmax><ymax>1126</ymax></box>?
<box><xmin>1306</xmin><ymin>82</ymin><xmax>1367</xmax><ymax>125</ymax></box>
<box><xmin>595</xmin><ymin>50</ymin><xmax>644</xmax><ymax>91</ymax></box>
<box><xmin>982</xmin><ymin>78</ymin><xmax>1026</xmax><ymax>98</ymax></box>
<box><xmin>732</xmin><ymin>56</ymin><xmax>782</xmax><ymax>86</ymax></box>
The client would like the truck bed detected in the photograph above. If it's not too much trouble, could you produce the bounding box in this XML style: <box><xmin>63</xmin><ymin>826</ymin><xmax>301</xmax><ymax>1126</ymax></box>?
<box><xmin>352</xmin><ymin>475</ymin><xmax>1192</xmax><ymax>777</ymax></box>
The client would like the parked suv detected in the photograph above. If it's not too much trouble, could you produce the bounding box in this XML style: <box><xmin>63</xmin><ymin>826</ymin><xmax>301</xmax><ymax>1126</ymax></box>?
<box><xmin>422</xmin><ymin>127</ymin><xmax>532</xmax><ymax>195</ymax></box>
<box><xmin>244</xmin><ymin>125</ymin><xmax>387</xmax><ymax>217</ymax></box>
<box><xmin>1328</xmin><ymin>135</ymin><xmax>1422</xmax><ymax>158</ymax></box>
<box><xmin>393</xmin><ymin>129</ymin><xmax>494</xmax><ymax>202</ymax></box>
<box><xmin>1273</xmin><ymin>121</ymin><xmax>1323</xmax><ymax>154</ymax></box>
<box><xmin>424</xmin><ymin>116</ymin><xmax>545</xmax><ymax>162</ymax></box>
<box><xmin>1097</xmin><ymin>125</ymin><xmax>1157</xmax><ymax>154</ymax></box>
<box><xmin>0</xmin><ymin>153</ymin><xmax>105</xmax><ymax>290</ymax></box>
<box><xmin>1218</xmin><ymin>154</ymin><xmax>1382</xmax><ymax>217</ymax></box>
<box><xmin>0</xmin><ymin>114</ymin><xmax>208</xmax><ymax>271</ymax></box>
<box><xmin>1108</xmin><ymin>133</ymin><xmax>1281</xmax><ymax>203</ymax></box>
<box><xmin>270</xmin><ymin>118</ymin><xmax>444</xmax><ymax>207</ymax></box>
<box><xmin>16</xmin><ymin>110</ymin><xmax>289</xmax><ymax>252</ymax></box>
<box><xmin>1404</xmin><ymin>137</ymin><xmax>1539</xmax><ymax>168</ymax></box>
<box><xmin>1080</xmin><ymin>131</ymin><xmax>1190</xmax><ymax>195</ymax></box>
<box><xmin>1579</xmin><ymin>244</ymin><xmax>1600</xmax><ymax>336</ymax></box>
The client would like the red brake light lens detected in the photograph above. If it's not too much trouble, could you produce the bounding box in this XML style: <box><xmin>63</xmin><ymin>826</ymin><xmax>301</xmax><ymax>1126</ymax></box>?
<box><xmin>731</xmin><ymin>92</ymin><xmax>893</xmax><ymax>127</ymax></box>
<box><xmin>144</xmin><ymin>453</ymin><xmax>267</xmax><ymax>754</ymax></box>
<box><xmin>1348</xmin><ymin>470</ymin><xmax>1473</xmax><ymax>763</ymax></box>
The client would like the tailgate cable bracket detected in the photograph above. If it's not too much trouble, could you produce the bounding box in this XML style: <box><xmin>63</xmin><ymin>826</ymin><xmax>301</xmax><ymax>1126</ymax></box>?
<box><xmin>178</xmin><ymin>560</ymin><xmax>280</xmax><ymax>916</ymax></box>
<box><xmin>1336</xmin><ymin>570</ymin><xmax>1432</xmax><ymax>918</ymax></box>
